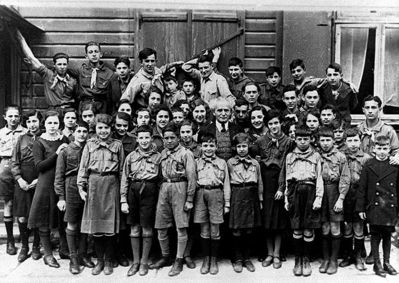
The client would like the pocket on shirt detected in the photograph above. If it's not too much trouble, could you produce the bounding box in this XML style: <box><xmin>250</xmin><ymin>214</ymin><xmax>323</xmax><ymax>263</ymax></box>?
<box><xmin>81</xmin><ymin>74</ymin><xmax>92</xmax><ymax>88</ymax></box>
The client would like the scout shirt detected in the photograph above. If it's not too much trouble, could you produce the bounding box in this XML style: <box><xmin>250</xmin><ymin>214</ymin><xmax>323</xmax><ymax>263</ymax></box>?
<box><xmin>284</xmin><ymin>147</ymin><xmax>324</xmax><ymax>200</ymax></box>
<box><xmin>120</xmin><ymin>144</ymin><xmax>162</xmax><ymax>203</ymax></box>
<box><xmin>357</xmin><ymin>119</ymin><xmax>399</xmax><ymax>156</ymax></box>
<box><xmin>0</xmin><ymin>125</ymin><xmax>27</xmax><ymax>158</ymax></box>
<box><xmin>69</xmin><ymin>61</ymin><xmax>115</xmax><ymax>110</ymax></box>
<box><xmin>227</xmin><ymin>155</ymin><xmax>263</xmax><ymax>202</ymax></box>
<box><xmin>160</xmin><ymin>144</ymin><xmax>197</xmax><ymax>203</ymax></box>
<box><xmin>320</xmin><ymin>147</ymin><xmax>351</xmax><ymax>201</ymax></box>
<box><xmin>227</xmin><ymin>75</ymin><xmax>253</xmax><ymax>99</ymax></box>
<box><xmin>11</xmin><ymin>131</ymin><xmax>40</xmax><ymax>181</ymax></box>
<box><xmin>77</xmin><ymin>137</ymin><xmax>125</xmax><ymax>191</ymax></box>
<box><xmin>345</xmin><ymin>150</ymin><xmax>372</xmax><ymax>186</ymax></box>
<box><xmin>181</xmin><ymin>140</ymin><xmax>202</xmax><ymax>159</ymax></box>
<box><xmin>54</xmin><ymin>142</ymin><xmax>83</xmax><ymax>201</ymax></box>
<box><xmin>196</xmin><ymin>155</ymin><xmax>231</xmax><ymax>208</ymax></box>
<box><xmin>37</xmin><ymin>64</ymin><xmax>77</xmax><ymax>107</ymax></box>
<box><xmin>259</xmin><ymin>83</ymin><xmax>285</xmax><ymax>110</ymax></box>
<box><xmin>182</xmin><ymin>63</ymin><xmax>235</xmax><ymax>105</ymax></box>
<box><xmin>121</xmin><ymin>67</ymin><xmax>164</xmax><ymax>109</ymax></box>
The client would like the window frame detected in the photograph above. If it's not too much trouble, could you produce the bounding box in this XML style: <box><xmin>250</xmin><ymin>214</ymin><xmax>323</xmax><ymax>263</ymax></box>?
<box><xmin>335</xmin><ymin>20</ymin><xmax>399</xmax><ymax>125</ymax></box>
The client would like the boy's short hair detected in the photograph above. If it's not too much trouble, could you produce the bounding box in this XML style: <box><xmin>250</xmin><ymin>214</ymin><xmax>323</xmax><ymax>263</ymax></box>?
<box><xmin>282</xmin><ymin>84</ymin><xmax>298</xmax><ymax>96</ymax></box>
<box><xmin>266</xmin><ymin>109</ymin><xmax>282</xmax><ymax>124</ymax></box>
<box><xmin>53</xmin><ymin>53</ymin><xmax>69</xmax><ymax>64</ymax></box>
<box><xmin>114</xmin><ymin>56</ymin><xmax>131</xmax><ymax>68</ymax></box>
<box><xmin>198</xmin><ymin>132</ymin><xmax>216</xmax><ymax>144</ymax></box>
<box><xmin>318</xmin><ymin>126</ymin><xmax>334</xmax><ymax>138</ymax></box>
<box><xmin>242</xmin><ymin>81</ymin><xmax>261</xmax><ymax>93</ymax></box>
<box><xmin>320</xmin><ymin>104</ymin><xmax>337</xmax><ymax>114</ymax></box>
<box><xmin>154</xmin><ymin>105</ymin><xmax>172</xmax><ymax>119</ymax></box>
<box><xmin>345</xmin><ymin>127</ymin><xmax>361</xmax><ymax>138</ymax></box>
<box><xmin>162</xmin><ymin>122</ymin><xmax>179</xmax><ymax>136</ymax></box>
<box><xmin>180</xmin><ymin>119</ymin><xmax>193</xmax><ymax>129</ymax></box>
<box><xmin>232</xmin><ymin>132</ymin><xmax>250</xmax><ymax>146</ymax></box>
<box><xmin>228</xmin><ymin>57</ymin><xmax>243</xmax><ymax>68</ymax></box>
<box><xmin>326</xmin><ymin>62</ymin><xmax>342</xmax><ymax>74</ymax></box>
<box><xmin>75</xmin><ymin>120</ymin><xmax>89</xmax><ymax>131</ymax></box>
<box><xmin>138</xmin><ymin>48</ymin><xmax>157</xmax><ymax>61</ymax></box>
<box><xmin>235</xmin><ymin>98</ymin><xmax>249</xmax><ymax>108</ymax></box>
<box><xmin>295</xmin><ymin>125</ymin><xmax>312</xmax><ymax>137</ymax></box>
<box><xmin>197</xmin><ymin>53</ymin><xmax>213</xmax><ymax>65</ymax></box>
<box><xmin>149</xmin><ymin>86</ymin><xmax>163</xmax><ymax>96</ymax></box>
<box><xmin>95</xmin><ymin>114</ymin><xmax>112</xmax><ymax>126</ymax></box>
<box><xmin>363</xmin><ymin>95</ymin><xmax>382</xmax><ymax>108</ymax></box>
<box><xmin>164</xmin><ymin>76</ymin><xmax>178</xmax><ymax>83</ymax></box>
<box><xmin>85</xmin><ymin>41</ymin><xmax>101</xmax><ymax>53</ymax></box>
<box><xmin>303</xmin><ymin>84</ymin><xmax>319</xmax><ymax>96</ymax></box>
<box><xmin>375</xmin><ymin>134</ymin><xmax>390</xmax><ymax>146</ymax></box>
<box><xmin>171</xmin><ymin>106</ymin><xmax>184</xmax><ymax>114</ymax></box>
<box><xmin>114</xmin><ymin>111</ymin><xmax>132</xmax><ymax>132</ymax></box>
<box><xmin>136</xmin><ymin>125</ymin><xmax>153</xmax><ymax>136</ymax></box>
<box><xmin>265</xmin><ymin>66</ymin><xmax>282</xmax><ymax>77</ymax></box>
<box><xmin>182</xmin><ymin>77</ymin><xmax>195</xmax><ymax>85</ymax></box>
<box><xmin>289</xmin><ymin>59</ymin><xmax>305</xmax><ymax>71</ymax></box>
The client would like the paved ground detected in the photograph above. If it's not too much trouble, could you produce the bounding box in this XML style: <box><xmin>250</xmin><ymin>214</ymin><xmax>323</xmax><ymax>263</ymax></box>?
<box><xmin>1</xmin><ymin>241</ymin><xmax>399</xmax><ymax>283</ymax></box>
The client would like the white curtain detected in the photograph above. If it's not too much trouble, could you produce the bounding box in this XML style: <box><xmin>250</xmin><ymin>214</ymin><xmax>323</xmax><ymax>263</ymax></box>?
<box><xmin>384</xmin><ymin>28</ymin><xmax>399</xmax><ymax>107</ymax></box>
<box><xmin>340</xmin><ymin>27</ymin><xmax>369</xmax><ymax>89</ymax></box>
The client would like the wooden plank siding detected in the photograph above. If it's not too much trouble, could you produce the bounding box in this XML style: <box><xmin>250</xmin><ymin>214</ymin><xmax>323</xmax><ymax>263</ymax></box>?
<box><xmin>16</xmin><ymin>7</ymin><xmax>283</xmax><ymax>109</ymax></box>
<box><xmin>244</xmin><ymin>11</ymin><xmax>282</xmax><ymax>83</ymax></box>
<box><xmin>17</xmin><ymin>7</ymin><xmax>136</xmax><ymax>110</ymax></box>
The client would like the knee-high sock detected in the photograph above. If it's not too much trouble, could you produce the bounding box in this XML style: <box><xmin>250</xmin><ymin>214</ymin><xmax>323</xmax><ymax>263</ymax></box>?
<box><xmin>66</xmin><ymin>228</ymin><xmax>78</xmax><ymax>257</ymax></box>
<box><xmin>18</xmin><ymin>220</ymin><xmax>29</xmax><ymax>249</ymax></box>
<box><xmin>4</xmin><ymin>216</ymin><xmax>14</xmax><ymax>243</ymax></box>
<box><xmin>78</xmin><ymin>233</ymin><xmax>88</xmax><ymax>257</ymax></box>
<box><xmin>370</xmin><ymin>232</ymin><xmax>381</xmax><ymax>262</ymax></box>
<box><xmin>141</xmin><ymin>237</ymin><xmax>152</xmax><ymax>264</ymax></box>
<box><xmin>176</xmin><ymin>231</ymin><xmax>188</xmax><ymax>259</ymax></box>
<box><xmin>381</xmin><ymin>230</ymin><xmax>391</xmax><ymax>263</ymax></box>
<box><xmin>294</xmin><ymin>238</ymin><xmax>303</xmax><ymax>257</ymax></box>
<box><xmin>210</xmin><ymin>239</ymin><xmax>220</xmax><ymax>258</ymax></box>
<box><xmin>184</xmin><ymin>229</ymin><xmax>193</xmax><ymax>258</ymax></box>
<box><xmin>158</xmin><ymin>231</ymin><xmax>170</xmax><ymax>257</ymax></box>
<box><xmin>130</xmin><ymin>237</ymin><xmax>140</xmax><ymax>264</ymax></box>
<box><xmin>201</xmin><ymin>237</ymin><xmax>211</xmax><ymax>257</ymax></box>
<box><xmin>331</xmin><ymin>236</ymin><xmax>341</xmax><ymax>261</ymax></box>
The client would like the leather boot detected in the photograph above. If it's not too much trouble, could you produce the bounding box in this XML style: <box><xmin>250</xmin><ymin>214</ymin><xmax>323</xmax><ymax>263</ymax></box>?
<box><xmin>339</xmin><ymin>237</ymin><xmax>352</xmax><ymax>267</ymax></box>
<box><xmin>210</xmin><ymin>240</ymin><xmax>220</xmax><ymax>275</ymax></box>
<box><xmin>373</xmin><ymin>259</ymin><xmax>386</xmax><ymax>277</ymax></box>
<box><xmin>327</xmin><ymin>237</ymin><xmax>340</xmax><ymax>275</ymax></box>
<box><xmin>302</xmin><ymin>256</ymin><xmax>312</xmax><ymax>276</ymax></box>
<box><xmin>354</xmin><ymin>239</ymin><xmax>366</xmax><ymax>271</ymax></box>
<box><xmin>201</xmin><ymin>256</ymin><xmax>210</xmax><ymax>274</ymax></box>
<box><xmin>168</xmin><ymin>258</ymin><xmax>184</xmax><ymax>276</ymax></box>
<box><xmin>293</xmin><ymin>256</ymin><xmax>302</xmax><ymax>276</ymax></box>
<box><xmin>319</xmin><ymin>237</ymin><xmax>329</xmax><ymax>273</ymax></box>
<box><xmin>69</xmin><ymin>255</ymin><xmax>81</xmax><ymax>275</ymax></box>
<box><xmin>103</xmin><ymin>260</ymin><xmax>113</xmax><ymax>275</ymax></box>
<box><xmin>383</xmin><ymin>261</ymin><xmax>398</xmax><ymax>275</ymax></box>
<box><xmin>149</xmin><ymin>255</ymin><xmax>172</xmax><ymax>269</ymax></box>
<box><xmin>92</xmin><ymin>259</ymin><xmax>104</xmax><ymax>275</ymax></box>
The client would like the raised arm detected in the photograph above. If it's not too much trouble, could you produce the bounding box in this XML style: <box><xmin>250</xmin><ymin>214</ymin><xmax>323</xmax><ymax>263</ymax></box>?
<box><xmin>15</xmin><ymin>29</ymin><xmax>42</xmax><ymax>70</ymax></box>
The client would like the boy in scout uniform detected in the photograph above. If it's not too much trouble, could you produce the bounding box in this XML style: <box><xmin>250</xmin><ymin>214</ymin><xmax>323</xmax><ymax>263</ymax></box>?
<box><xmin>150</xmin><ymin>123</ymin><xmax>196</xmax><ymax>277</ymax></box>
<box><xmin>318</xmin><ymin>127</ymin><xmax>350</xmax><ymax>275</ymax></box>
<box><xmin>194</xmin><ymin>132</ymin><xmax>230</xmax><ymax>275</ymax></box>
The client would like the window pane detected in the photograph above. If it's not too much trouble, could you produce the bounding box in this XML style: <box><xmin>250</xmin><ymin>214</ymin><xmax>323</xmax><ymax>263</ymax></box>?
<box><xmin>339</xmin><ymin>27</ymin><xmax>375</xmax><ymax>113</ymax></box>
<box><xmin>383</xmin><ymin>28</ymin><xmax>399</xmax><ymax>114</ymax></box>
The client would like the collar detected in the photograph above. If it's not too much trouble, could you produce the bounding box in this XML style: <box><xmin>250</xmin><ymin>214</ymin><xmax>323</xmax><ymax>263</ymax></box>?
<box><xmin>165</xmin><ymin>144</ymin><xmax>182</xmax><ymax>156</ymax></box>
<box><xmin>216</xmin><ymin>120</ymin><xmax>229</xmax><ymax>132</ymax></box>
<box><xmin>200</xmin><ymin>155</ymin><xmax>217</xmax><ymax>163</ymax></box>
<box><xmin>136</xmin><ymin>144</ymin><xmax>157</xmax><ymax>157</ymax></box>
<box><xmin>347</xmin><ymin>150</ymin><xmax>365</xmax><ymax>160</ymax></box>
<box><xmin>293</xmin><ymin>146</ymin><xmax>313</xmax><ymax>156</ymax></box>
<box><xmin>4</xmin><ymin>125</ymin><xmax>25</xmax><ymax>135</ymax></box>
<box><xmin>118</xmin><ymin>74</ymin><xmax>131</xmax><ymax>84</ymax></box>
<box><xmin>359</xmin><ymin>119</ymin><xmax>384</xmax><ymax>133</ymax></box>
<box><xmin>202</xmin><ymin>71</ymin><xmax>216</xmax><ymax>82</ymax></box>
<box><xmin>83</xmin><ymin>61</ymin><xmax>105</xmax><ymax>70</ymax></box>
<box><xmin>321</xmin><ymin>147</ymin><xmax>338</xmax><ymax>157</ymax></box>
<box><xmin>230</xmin><ymin>155</ymin><xmax>254</xmax><ymax>167</ymax></box>
<box><xmin>138</xmin><ymin>67</ymin><xmax>162</xmax><ymax>79</ymax></box>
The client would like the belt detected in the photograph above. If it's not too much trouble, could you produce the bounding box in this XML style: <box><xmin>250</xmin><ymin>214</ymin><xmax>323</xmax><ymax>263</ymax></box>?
<box><xmin>199</xmin><ymin>185</ymin><xmax>223</xmax><ymax>190</ymax></box>
<box><xmin>296</xmin><ymin>180</ymin><xmax>315</xmax><ymax>186</ymax></box>
<box><xmin>162</xmin><ymin>177</ymin><xmax>187</xmax><ymax>183</ymax></box>
<box><xmin>324</xmin><ymin>180</ymin><xmax>339</xmax><ymax>185</ymax></box>
<box><xmin>0</xmin><ymin>156</ymin><xmax>11</xmax><ymax>159</ymax></box>
<box><xmin>90</xmin><ymin>171</ymin><xmax>118</xmax><ymax>176</ymax></box>
<box><xmin>131</xmin><ymin>178</ymin><xmax>157</xmax><ymax>183</ymax></box>
<box><xmin>231</xmin><ymin>182</ymin><xmax>257</xmax><ymax>188</ymax></box>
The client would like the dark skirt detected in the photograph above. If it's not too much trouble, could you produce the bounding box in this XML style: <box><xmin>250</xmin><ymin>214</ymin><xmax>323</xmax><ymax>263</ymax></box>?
<box><xmin>321</xmin><ymin>182</ymin><xmax>344</xmax><ymax>222</ymax></box>
<box><xmin>287</xmin><ymin>182</ymin><xmax>321</xmax><ymax>230</ymax></box>
<box><xmin>229</xmin><ymin>184</ymin><xmax>261</xmax><ymax>229</ymax></box>
<box><xmin>127</xmin><ymin>180</ymin><xmax>158</xmax><ymax>228</ymax></box>
<box><xmin>28</xmin><ymin>168</ymin><xmax>58</xmax><ymax>229</ymax></box>
<box><xmin>13</xmin><ymin>163</ymin><xmax>37</xmax><ymax>217</ymax></box>
<box><xmin>0</xmin><ymin>158</ymin><xmax>15</xmax><ymax>202</ymax></box>
<box><xmin>65</xmin><ymin>175</ymin><xmax>85</xmax><ymax>223</ymax></box>
<box><xmin>343</xmin><ymin>184</ymin><xmax>361</xmax><ymax>223</ymax></box>
<box><xmin>261</xmin><ymin>164</ymin><xmax>289</xmax><ymax>230</ymax></box>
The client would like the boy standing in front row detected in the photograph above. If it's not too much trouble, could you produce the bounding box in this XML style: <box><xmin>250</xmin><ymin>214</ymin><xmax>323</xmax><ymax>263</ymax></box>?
<box><xmin>318</xmin><ymin>127</ymin><xmax>350</xmax><ymax>275</ymax></box>
<box><xmin>284</xmin><ymin>126</ymin><xmax>324</xmax><ymax>277</ymax></box>
<box><xmin>150</xmin><ymin>123</ymin><xmax>197</xmax><ymax>277</ymax></box>
<box><xmin>340</xmin><ymin>128</ymin><xmax>371</xmax><ymax>271</ymax></box>
<box><xmin>357</xmin><ymin>135</ymin><xmax>399</xmax><ymax>277</ymax></box>
<box><xmin>194</xmin><ymin>132</ymin><xmax>230</xmax><ymax>275</ymax></box>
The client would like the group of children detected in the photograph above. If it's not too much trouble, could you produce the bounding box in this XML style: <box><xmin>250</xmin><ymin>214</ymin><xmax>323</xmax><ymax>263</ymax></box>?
<box><xmin>0</xmin><ymin>29</ymin><xmax>397</xmax><ymax>279</ymax></box>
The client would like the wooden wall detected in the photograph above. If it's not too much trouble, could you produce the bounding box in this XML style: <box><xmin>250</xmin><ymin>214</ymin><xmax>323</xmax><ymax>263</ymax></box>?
<box><xmin>16</xmin><ymin>7</ymin><xmax>283</xmax><ymax>110</ymax></box>
<box><xmin>17</xmin><ymin>7</ymin><xmax>137</xmax><ymax>110</ymax></box>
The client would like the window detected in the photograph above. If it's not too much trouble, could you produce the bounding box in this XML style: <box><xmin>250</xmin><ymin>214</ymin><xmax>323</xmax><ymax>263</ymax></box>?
<box><xmin>335</xmin><ymin>20</ymin><xmax>399</xmax><ymax>122</ymax></box>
